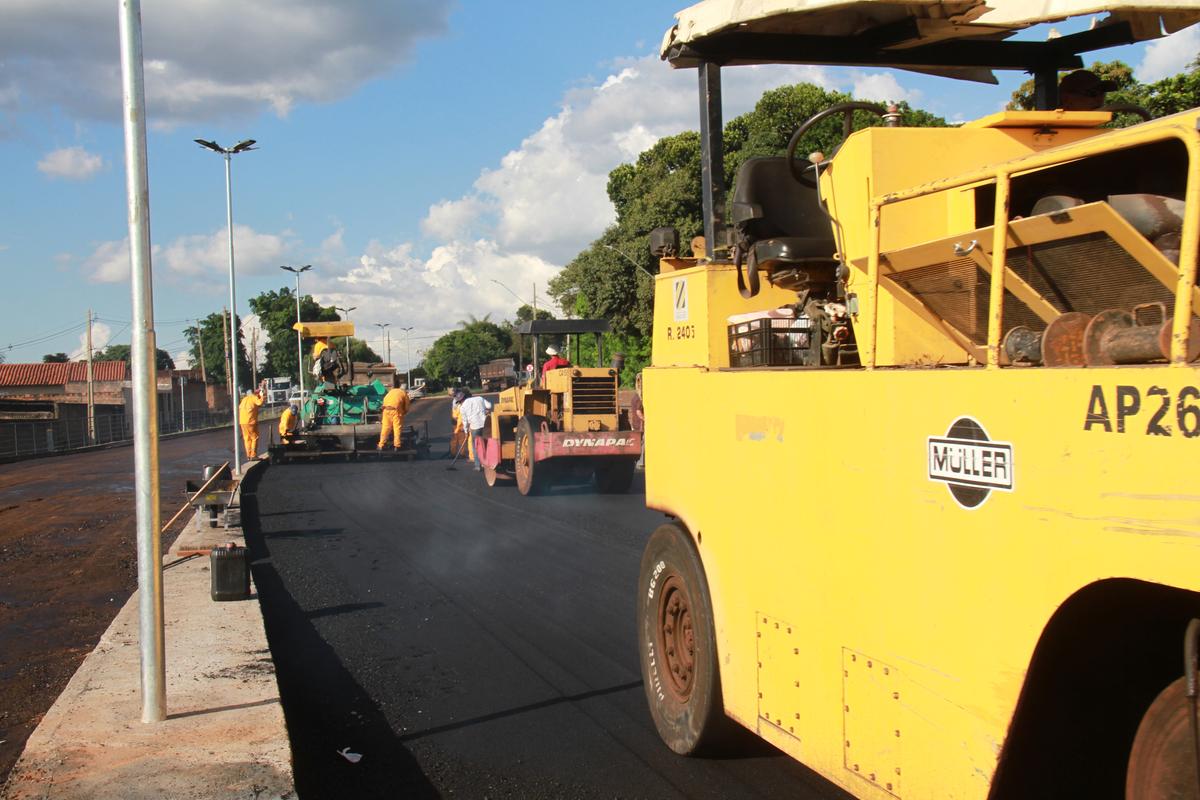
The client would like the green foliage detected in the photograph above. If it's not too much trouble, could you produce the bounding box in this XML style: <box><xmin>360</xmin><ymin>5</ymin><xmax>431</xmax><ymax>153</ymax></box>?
<box><xmin>93</xmin><ymin>343</ymin><xmax>175</xmax><ymax>370</ymax></box>
<box><xmin>549</xmin><ymin>80</ymin><xmax>947</xmax><ymax>366</ymax></box>
<box><xmin>247</xmin><ymin>288</ymin><xmax>339</xmax><ymax>383</ymax></box>
<box><xmin>184</xmin><ymin>312</ymin><xmax>251</xmax><ymax>389</ymax></box>
<box><xmin>43</xmin><ymin>352</ymin><xmax>69</xmax><ymax>363</ymax></box>
<box><xmin>347</xmin><ymin>338</ymin><xmax>381</xmax><ymax>363</ymax></box>
<box><xmin>423</xmin><ymin>316</ymin><xmax>513</xmax><ymax>386</ymax></box>
<box><xmin>1008</xmin><ymin>59</ymin><xmax>1200</xmax><ymax>125</ymax></box>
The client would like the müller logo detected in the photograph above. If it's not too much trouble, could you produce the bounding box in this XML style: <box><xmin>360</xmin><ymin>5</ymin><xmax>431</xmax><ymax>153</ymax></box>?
<box><xmin>927</xmin><ymin>417</ymin><xmax>1014</xmax><ymax>509</ymax></box>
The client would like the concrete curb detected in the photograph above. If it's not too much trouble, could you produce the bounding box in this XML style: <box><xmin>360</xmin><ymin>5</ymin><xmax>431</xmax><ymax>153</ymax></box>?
<box><xmin>0</xmin><ymin>457</ymin><xmax>294</xmax><ymax>800</ymax></box>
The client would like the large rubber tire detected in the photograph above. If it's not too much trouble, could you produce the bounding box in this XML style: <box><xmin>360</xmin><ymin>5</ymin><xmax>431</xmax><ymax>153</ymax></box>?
<box><xmin>1127</xmin><ymin>676</ymin><xmax>1200</xmax><ymax>799</ymax></box>
<box><xmin>637</xmin><ymin>522</ymin><xmax>730</xmax><ymax>756</ymax></box>
<box><xmin>594</xmin><ymin>458</ymin><xmax>636</xmax><ymax>494</ymax></box>
<box><xmin>515</xmin><ymin>415</ymin><xmax>551</xmax><ymax>496</ymax></box>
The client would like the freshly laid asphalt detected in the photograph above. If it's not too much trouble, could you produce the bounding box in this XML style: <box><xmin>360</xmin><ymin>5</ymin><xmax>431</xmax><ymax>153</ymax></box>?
<box><xmin>245</xmin><ymin>397</ymin><xmax>851</xmax><ymax>799</ymax></box>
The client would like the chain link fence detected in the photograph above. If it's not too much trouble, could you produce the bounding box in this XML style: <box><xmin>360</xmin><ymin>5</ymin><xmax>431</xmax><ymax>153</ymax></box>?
<box><xmin>0</xmin><ymin>409</ymin><xmax>238</xmax><ymax>460</ymax></box>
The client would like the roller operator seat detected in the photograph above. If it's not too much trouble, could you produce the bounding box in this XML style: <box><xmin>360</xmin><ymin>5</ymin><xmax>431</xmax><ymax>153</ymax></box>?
<box><xmin>731</xmin><ymin>157</ymin><xmax>838</xmax><ymax>290</ymax></box>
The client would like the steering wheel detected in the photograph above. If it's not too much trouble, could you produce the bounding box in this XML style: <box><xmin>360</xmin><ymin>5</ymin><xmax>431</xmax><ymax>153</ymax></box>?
<box><xmin>1100</xmin><ymin>102</ymin><xmax>1153</xmax><ymax>123</ymax></box>
<box><xmin>786</xmin><ymin>101</ymin><xmax>888</xmax><ymax>185</ymax></box>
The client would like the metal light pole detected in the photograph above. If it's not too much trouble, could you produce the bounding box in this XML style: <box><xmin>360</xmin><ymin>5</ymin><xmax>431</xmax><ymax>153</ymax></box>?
<box><xmin>334</xmin><ymin>305</ymin><xmax>357</xmax><ymax>363</ymax></box>
<box><xmin>119</xmin><ymin>0</ymin><xmax>164</xmax><ymax>723</ymax></box>
<box><xmin>400</xmin><ymin>326</ymin><xmax>413</xmax><ymax>387</ymax></box>
<box><xmin>180</xmin><ymin>375</ymin><xmax>186</xmax><ymax>432</ymax></box>
<box><xmin>281</xmin><ymin>265</ymin><xmax>312</xmax><ymax>404</ymax></box>
<box><xmin>374</xmin><ymin>322</ymin><xmax>391</xmax><ymax>364</ymax></box>
<box><xmin>195</xmin><ymin>136</ymin><xmax>257</xmax><ymax>474</ymax></box>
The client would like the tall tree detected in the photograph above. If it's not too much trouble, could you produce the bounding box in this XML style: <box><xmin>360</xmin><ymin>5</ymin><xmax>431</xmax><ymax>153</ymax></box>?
<box><xmin>1008</xmin><ymin>59</ymin><xmax>1200</xmax><ymax>123</ymax></box>
<box><xmin>247</xmin><ymin>287</ymin><xmax>339</xmax><ymax>384</ymax></box>
<box><xmin>93</xmin><ymin>343</ymin><xmax>175</xmax><ymax>370</ymax></box>
<box><xmin>550</xmin><ymin>82</ymin><xmax>946</xmax><ymax>340</ymax></box>
<box><xmin>423</xmin><ymin>317</ymin><xmax>512</xmax><ymax>386</ymax></box>
<box><xmin>184</xmin><ymin>311</ymin><xmax>251</xmax><ymax>388</ymax></box>
<box><xmin>43</xmin><ymin>352</ymin><xmax>69</xmax><ymax>363</ymax></box>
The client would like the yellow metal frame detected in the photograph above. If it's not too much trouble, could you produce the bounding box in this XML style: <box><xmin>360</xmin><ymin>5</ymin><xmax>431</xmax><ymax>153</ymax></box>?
<box><xmin>645</xmin><ymin>109</ymin><xmax>1200</xmax><ymax>798</ymax></box>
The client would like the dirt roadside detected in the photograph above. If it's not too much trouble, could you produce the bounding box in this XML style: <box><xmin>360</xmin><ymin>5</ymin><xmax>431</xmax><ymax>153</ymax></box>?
<box><xmin>0</xmin><ymin>424</ymin><xmax>259</xmax><ymax>785</ymax></box>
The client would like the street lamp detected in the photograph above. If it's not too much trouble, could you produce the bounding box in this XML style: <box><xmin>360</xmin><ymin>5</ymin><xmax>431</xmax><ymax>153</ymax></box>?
<box><xmin>603</xmin><ymin>243</ymin><xmax>656</xmax><ymax>278</ymax></box>
<box><xmin>374</xmin><ymin>322</ymin><xmax>391</xmax><ymax>364</ymax></box>
<box><xmin>280</xmin><ymin>265</ymin><xmax>312</xmax><ymax>404</ymax></box>
<box><xmin>399</xmin><ymin>326</ymin><xmax>414</xmax><ymax>387</ymax></box>
<box><xmin>334</xmin><ymin>305</ymin><xmax>357</xmax><ymax>363</ymax></box>
<box><xmin>195</xmin><ymin>136</ymin><xmax>258</xmax><ymax>474</ymax></box>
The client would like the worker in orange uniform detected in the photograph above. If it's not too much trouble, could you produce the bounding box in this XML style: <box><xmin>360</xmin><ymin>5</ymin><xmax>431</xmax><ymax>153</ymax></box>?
<box><xmin>377</xmin><ymin>375</ymin><xmax>410</xmax><ymax>450</ymax></box>
<box><xmin>238</xmin><ymin>381</ymin><xmax>266</xmax><ymax>459</ymax></box>
<box><xmin>279</xmin><ymin>402</ymin><xmax>299</xmax><ymax>444</ymax></box>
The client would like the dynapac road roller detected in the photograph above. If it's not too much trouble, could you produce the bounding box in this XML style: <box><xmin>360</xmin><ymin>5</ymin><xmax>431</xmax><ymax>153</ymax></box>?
<box><xmin>477</xmin><ymin>319</ymin><xmax>642</xmax><ymax>495</ymax></box>
<box><xmin>637</xmin><ymin>2</ymin><xmax>1200</xmax><ymax>798</ymax></box>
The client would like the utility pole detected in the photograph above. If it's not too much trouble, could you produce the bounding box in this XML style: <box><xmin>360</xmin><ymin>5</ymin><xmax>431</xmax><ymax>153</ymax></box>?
<box><xmin>531</xmin><ymin>282</ymin><xmax>538</xmax><ymax>377</ymax></box>
<box><xmin>250</xmin><ymin>328</ymin><xmax>257</xmax><ymax>387</ymax></box>
<box><xmin>180</xmin><ymin>375</ymin><xmax>186</xmax><ymax>432</ymax></box>
<box><xmin>197</xmin><ymin>326</ymin><xmax>207</xmax><ymax>384</ymax></box>
<box><xmin>85</xmin><ymin>309</ymin><xmax>95</xmax><ymax>445</ymax></box>
<box><xmin>221</xmin><ymin>306</ymin><xmax>232</xmax><ymax>408</ymax></box>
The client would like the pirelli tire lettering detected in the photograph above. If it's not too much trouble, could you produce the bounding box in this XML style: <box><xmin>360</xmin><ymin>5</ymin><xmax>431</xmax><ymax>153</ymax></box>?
<box><xmin>1084</xmin><ymin>384</ymin><xmax>1200</xmax><ymax>438</ymax></box>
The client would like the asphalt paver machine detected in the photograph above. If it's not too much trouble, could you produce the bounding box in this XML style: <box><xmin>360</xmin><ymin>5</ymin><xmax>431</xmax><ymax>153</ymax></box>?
<box><xmin>267</xmin><ymin>321</ymin><xmax>427</xmax><ymax>463</ymax></box>
<box><xmin>478</xmin><ymin>319</ymin><xmax>642</xmax><ymax>494</ymax></box>
<box><xmin>636</xmin><ymin>1</ymin><xmax>1200</xmax><ymax>798</ymax></box>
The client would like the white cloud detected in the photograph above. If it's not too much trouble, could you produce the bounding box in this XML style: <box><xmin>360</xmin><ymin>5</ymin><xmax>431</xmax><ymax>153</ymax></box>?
<box><xmin>851</xmin><ymin>72</ymin><xmax>922</xmax><ymax>104</ymax></box>
<box><xmin>1137</xmin><ymin>25</ymin><xmax>1200</xmax><ymax>82</ymax></box>
<box><xmin>84</xmin><ymin>239</ymin><xmax>135</xmax><ymax>283</ymax></box>
<box><xmin>160</xmin><ymin>224</ymin><xmax>292</xmax><ymax>278</ymax></box>
<box><xmin>69</xmin><ymin>321</ymin><xmax>112</xmax><ymax>360</ymax></box>
<box><xmin>84</xmin><ymin>224</ymin><xmax>291</xmax><ymax>283</ymax></box>
<box><xmin>173</xmin><ymin>350</ymin><xmax>193</xmax><ymax>370</ymax></box>
<box><xmin>0</xmin><ymin>1</ymin><xmax>450</xmax><ymax>127</ymax></box>
<box><xmin>421</xmin><ymin>196</ymin><xmax>489</xmax><ymax>241</ymax></box>
<box><xmin>37</xmin><ymin>146</ymin><xmax>105</xmax><ymax>180</ymax></box>
<box><xmin>420</xmin><ymin>57</ymin><xmax>838</xmax><ymax>265</ymax></box>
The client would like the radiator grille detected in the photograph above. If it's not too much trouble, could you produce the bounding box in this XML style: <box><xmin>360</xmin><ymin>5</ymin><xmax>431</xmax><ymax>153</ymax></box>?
<box><xmin>887</xmin><ymin>232</ymin><xmax>1178</xmax><ymax>345</ymax></box>
<box><xmin>571</xmin><ymin>376</ymin><xmax>617</xmax><ymax>415</ymax></box>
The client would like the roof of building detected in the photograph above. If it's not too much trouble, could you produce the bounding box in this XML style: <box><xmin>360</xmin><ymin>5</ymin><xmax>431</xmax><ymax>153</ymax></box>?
<box><xmin>0</xmin><ymin>361</ymin><xmax>128</xmax><ymax>387</ymax></box>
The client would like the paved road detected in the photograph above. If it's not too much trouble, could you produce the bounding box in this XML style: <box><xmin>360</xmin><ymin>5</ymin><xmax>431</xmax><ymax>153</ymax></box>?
<box><xmin>245</xmin><ymin>398</ymin><xmax>850</xmax><ymax>799</ymax></box>
<box><xmin>0</xmin><ymin>417</ymin><xmax>271</xmax><ymax>784</ymax></box>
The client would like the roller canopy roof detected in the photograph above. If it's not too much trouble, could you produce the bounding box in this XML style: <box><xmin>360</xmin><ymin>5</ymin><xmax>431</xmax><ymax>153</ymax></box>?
<box><xmin>662</xmin><ymin>0</ymin><xmax>1200</xmax><ymax>82</ymax></box>
<box><xmin>515</xmin><ymin>320</ymin><xmax>611</xmax><ymax>335</ymax></box>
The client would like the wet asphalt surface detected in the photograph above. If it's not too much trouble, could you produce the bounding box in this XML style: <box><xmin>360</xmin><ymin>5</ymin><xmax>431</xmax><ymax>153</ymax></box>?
<box><xmin>245</xmin><ymin>397</ymin><xmax>851</xmax><ymax>799</ymax></box>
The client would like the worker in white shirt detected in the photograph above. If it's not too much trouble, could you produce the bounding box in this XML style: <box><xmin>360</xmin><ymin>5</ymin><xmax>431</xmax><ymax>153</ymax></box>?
<box><xmin>455</xmin><ymin>389</ymin><xmax>493</xmax><ymax>471</ymax></box>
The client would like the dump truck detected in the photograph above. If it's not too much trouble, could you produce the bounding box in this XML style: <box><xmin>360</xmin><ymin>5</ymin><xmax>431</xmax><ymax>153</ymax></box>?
<box><xmin>478</xmin><ymin>357</ymin><xmax>516</xmax><ymax>392</ymax></box>
<box><xmin>477</xmin><ymin>319</ymin><xmax>641</xmax><ymax>494</ymax></box>
<box><xmin>636</xmin><ymin>2</ymin><xmax>1200</xmax><ymax>798</ymax></box>
<box><xmin>267</xmin><ymin>321</ymin><xmax>426</xmax><ymax>462</ymax></box>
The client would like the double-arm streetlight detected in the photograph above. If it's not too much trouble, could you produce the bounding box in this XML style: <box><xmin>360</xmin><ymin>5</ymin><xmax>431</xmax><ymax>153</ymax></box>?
<box><xmin>195</xmin><ymin>136</ymin><xmax>258</xmax><ymax>473</ymax></box>
<box><xmin>374</xmin><ymin>322</ymin><xmax>391</xmax><ymax>364</ymax></box>
<box><xmin>334</xmin><ymin>306</ymin><xmax>357</xmax><ymax>362</ymax></box>
<box><xmin>399</xmin><ymin>326</ymin><xmax>414</xmax><ymax>387</ymax></box>
<box><xmin>280</xmin><ymin>265</ymin><xmax>312</xmax><ymax>401</ymax></box>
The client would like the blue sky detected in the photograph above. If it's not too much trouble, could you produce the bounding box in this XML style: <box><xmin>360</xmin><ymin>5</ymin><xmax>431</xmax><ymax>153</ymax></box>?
<box><xmin>1</xmin><ymin>1</ymin><xmax>1196</xmax><ymax>374</ymax></box>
